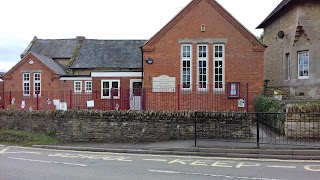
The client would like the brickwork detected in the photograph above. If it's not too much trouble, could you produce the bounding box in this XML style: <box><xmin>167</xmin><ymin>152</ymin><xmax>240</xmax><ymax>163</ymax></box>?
<box><xmin>0</xmin><ymin>80</ymin><xmax>3</xmax><ymax>109</ymax></box>
<box><xmin>263</xmin><ymin>0</ymin><xmax>320</xmax><ymax>99</ymax></box>
<box><xmin>143</xmin><ymin>0</ymin><xmax>264</xmax><ymax>112</ymax></box>
<box><xmin>2</xmin><ymin>53</ymin><xmax>60</xmax><ymax>110</ymax></box>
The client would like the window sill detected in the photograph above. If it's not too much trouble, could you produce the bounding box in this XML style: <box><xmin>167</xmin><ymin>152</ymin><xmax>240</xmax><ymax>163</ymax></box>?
<box><xmin>101</xmin><ymin>97</ymin><xmax>120</xmax><ymax>100</ymax></box>
<box><xmin>298</xmin><ymin>77</ymin><xmax>309</xmax><ymax>80</ymax></box>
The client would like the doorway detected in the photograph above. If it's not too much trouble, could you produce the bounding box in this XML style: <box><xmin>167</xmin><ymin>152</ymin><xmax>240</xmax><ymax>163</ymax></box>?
<box><xmin>130</xmin><ymin>79</ymin><xmax>143</xmax><ymax>110</ymax></box>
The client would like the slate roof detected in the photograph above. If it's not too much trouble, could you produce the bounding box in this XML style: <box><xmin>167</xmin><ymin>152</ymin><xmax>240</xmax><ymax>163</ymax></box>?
<box><xmin>71</xmin><ymin>39</ymin><xmax>146</xmax><ymax>69</ymax></box>
<box><xmin>257</xmin><ymin>0</ymin><xmax>292</xmax><ymax>28</ymax></box>
<box><xmin>32</xmin><ymin>52</ymin><xmax>67</xmax><ymax>75</ymax></box>
<box><xmin>27</xmin><ymin>39</ymin><xmax>80</xmax><ymax>58</ymax></box>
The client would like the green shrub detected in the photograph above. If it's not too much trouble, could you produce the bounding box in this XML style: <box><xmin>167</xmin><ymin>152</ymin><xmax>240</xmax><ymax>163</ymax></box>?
<box><xmin>254</xmin><ymin>96</ymin><xmax>281</xmax><ymax>113</ymax></box>
<box><xmin>254</xmin><ymin>96</ymin><xmax>285</xmax><ymax>133</ymax></box>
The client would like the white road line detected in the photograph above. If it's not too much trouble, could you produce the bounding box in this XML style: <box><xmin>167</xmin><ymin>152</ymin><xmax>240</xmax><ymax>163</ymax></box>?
<box><xmin>4</xmin><ymin>151</ymin><xmax>41</xmax><ymax>154</ymax></box>
<box><xmin>8</xmin><ymin>157</ymin><xmax>87</xmax><ymax>167</ymax></box>
<box><xmin>143</xmin><ymin>159</ymin><xmax>167</xmax><ymax>162</ymax></box>
<box><xmin>267</xmin><ymin>165</ymin><xmax>296</xmax><ymax>169</ymax></box>
<box><xmin>0</xmin><ymin>147</ymin><xmax>10</xmax><ymax>154</ymax></box>
<box><xmin>149</xmin><ymin>169</ymin><xmax>288</xmax><ymax>180</ymax></box>
<box><xmin>12</xmin><ymin>146</ymin><xmax>320</xmax><ymax>163</ymax></box>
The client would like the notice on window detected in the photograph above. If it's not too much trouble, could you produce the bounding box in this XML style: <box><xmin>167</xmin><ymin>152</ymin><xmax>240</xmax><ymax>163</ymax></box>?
<box><xmin>152</xmin><ymin>75</ymin><xmax>176</xmax><ymax>92</ymax></box>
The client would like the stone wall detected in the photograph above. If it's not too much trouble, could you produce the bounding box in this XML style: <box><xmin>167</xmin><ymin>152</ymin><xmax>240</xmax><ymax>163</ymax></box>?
<box><xmin>0</xmin><ymin>110</ymin><xmax>252</xmax><ymax>143</ymax></box>
<box><xmin>285</xmin><ymin>104</ymin><xmax>320</xmax><ymax>138</ymax></box>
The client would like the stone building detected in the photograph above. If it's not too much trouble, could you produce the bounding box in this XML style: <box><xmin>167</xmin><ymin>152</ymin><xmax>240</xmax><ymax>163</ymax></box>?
<box><xmin>257</xmin><ymin>0</ymin><xmax>320</xmax><ymax>99</ymax></box>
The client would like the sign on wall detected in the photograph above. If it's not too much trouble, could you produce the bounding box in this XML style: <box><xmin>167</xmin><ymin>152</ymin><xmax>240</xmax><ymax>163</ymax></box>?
<box><xmin>153</xmin><ymin>75</ymin><xmax>176</xmax><ymax>92</ymax></box>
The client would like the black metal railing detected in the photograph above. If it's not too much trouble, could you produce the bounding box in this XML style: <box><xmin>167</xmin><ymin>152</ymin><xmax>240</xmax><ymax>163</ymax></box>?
<box><xmin>195</xmin><ymin>112</ymin><xmax>320</xmax><ymax>148</ymax></box>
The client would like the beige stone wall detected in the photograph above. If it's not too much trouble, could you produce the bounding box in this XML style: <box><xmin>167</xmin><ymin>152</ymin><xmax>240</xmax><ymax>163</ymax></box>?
<box><xmin>285</xmin><ymin>104</ymin><xmax>320</xmax><ymax>138</ymax></box>
<box><xmin>263</xmin><ymin>1</ymin><xmax>320</xmax><ymax>99</ymax></box>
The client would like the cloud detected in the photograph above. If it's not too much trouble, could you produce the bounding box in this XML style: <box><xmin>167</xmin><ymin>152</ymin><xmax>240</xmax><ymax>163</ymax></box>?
<box><xmin>0</xmin><ymin>36</ymin><xmax>30</xmax><ymax>72</ymax></box>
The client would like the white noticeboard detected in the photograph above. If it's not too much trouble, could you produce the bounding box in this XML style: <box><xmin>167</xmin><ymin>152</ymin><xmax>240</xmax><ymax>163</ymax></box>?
<box><xmin>238</xmin><ymin>99</ymin><xmax>245</xmax><ymax>108</ymax></box>
<box><xmin>152</xmin><ymin>75</ymin><xmax>176</xmax><ymax>92</ymax></box>
<box><xmin>87</xmin><ymin>100</ymin><xmax>94</xmax><ymax>107</ymax></box>
<box><xmin>59</xmin><ymin>102</ymin><xmax>67</xmax><ymax>110</ymax></box>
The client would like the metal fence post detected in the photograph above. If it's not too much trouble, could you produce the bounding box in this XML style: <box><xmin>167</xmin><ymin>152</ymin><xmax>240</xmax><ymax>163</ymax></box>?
<box><xmin>110</xmin><ymin>88</ymin><xmax>114</xmax><ymax>110</ymax></box>
<box><xmin>195</xmin><ymin>111</ymin><xmax>197</xmax><ymax>147</ymax></box>
<box><xmin>36</xmin><ymin>92</ymin><xmax>39</xmax><ymax>110</ymax></box>
<box><xmin>9</xmin><ymin>91</ymin><xmax>12</xmax><ymax>105</ymax></box>
<box><xmin>246</xmin><ymin>82</ymin><xmax>249</xmax><ymax>112</ymax></box>
<box><xmin>177</xmin><ymin>84</ymin><xmax>180</xmax><ymax>111</ymax></box>
<box><xmin>256</xmin><ymin>113</ymin><xmax>260</xmax><ymax>148</ymax></box>
<box><xmin>69</xmin><ymin>90</ymin><xmax>72</xmax><ymax>110</ymax></box>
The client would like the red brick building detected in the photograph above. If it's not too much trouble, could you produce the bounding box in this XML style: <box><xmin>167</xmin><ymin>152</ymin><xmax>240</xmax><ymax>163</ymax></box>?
<box><xmin>143</xmin><ymin>0</ymin><xmax>265</xmax><ymax>111</ymax></box>
<box><xmin>0</xmin><ymin>73</ymin><xmax>3</xmax><ymax>109</ymax></box>
<box><xmin>1</xmin><ymin>0</ymin><xmax>265</xmax><ymax>111</ymax></box>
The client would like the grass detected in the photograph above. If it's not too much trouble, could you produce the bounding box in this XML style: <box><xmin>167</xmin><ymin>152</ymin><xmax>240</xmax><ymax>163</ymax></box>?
<box><xmin>0</xmin><ymin>130</ymin><xmax>60</xmax><ymax>146</ymax></box>
<box><xmin>290</xmin><ymin>101</ymin><xmax>320</xmax><ymax>106</ymax></box>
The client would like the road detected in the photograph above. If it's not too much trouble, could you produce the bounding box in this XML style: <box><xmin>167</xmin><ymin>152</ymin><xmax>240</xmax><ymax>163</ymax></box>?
<box><xmin>0</xmin><ymin>146</ymin><xmax>319</xmax><ymax>180</ymax></box>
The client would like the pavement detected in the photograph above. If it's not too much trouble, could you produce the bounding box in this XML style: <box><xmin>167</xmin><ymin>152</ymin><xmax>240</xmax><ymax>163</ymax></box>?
<box><xmin>28</xmin><ymin>139</ymin><xmax>320</xmax><ymax>160</ymax></box>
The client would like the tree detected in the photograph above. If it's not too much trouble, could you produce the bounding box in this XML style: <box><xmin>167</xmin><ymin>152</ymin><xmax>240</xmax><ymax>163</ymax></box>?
<box><xmin>256</xmin><ymin>32</ymin><xmax>264</xmax><ymax>44</ymax></box>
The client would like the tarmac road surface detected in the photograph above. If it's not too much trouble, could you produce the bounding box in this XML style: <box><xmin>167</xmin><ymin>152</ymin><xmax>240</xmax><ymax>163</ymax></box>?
<box><xmin>0</xmin><ymin>146</ymin><xmax>320</xmax><ymax>180</ymax></box>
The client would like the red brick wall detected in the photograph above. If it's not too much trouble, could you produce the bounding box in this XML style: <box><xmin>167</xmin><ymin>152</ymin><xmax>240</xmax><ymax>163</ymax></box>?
<box><xmin>56</xmin><ymin>77</ymin><xmax>142</xmax><ymax>110</ymax></box>
<box><xmin>143</xmin><ymin>0</ymin><xmax>264</xmax><ymax>111</ymax></box>
<box><xmin>2</xmin><ymin>53</ymin><xmax>60</xmax><ymax>110</ymax></box>
<box><xmin>0</xmin><ymin>80</ymin><xmax>3</xmax><ymax>109</ymax></box>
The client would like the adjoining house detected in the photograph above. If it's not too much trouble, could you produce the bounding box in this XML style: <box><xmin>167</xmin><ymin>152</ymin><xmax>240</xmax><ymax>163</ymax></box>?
<box><xmin>1</xmin><ymin>0</ymin><xmax>265</xmax><ymax>111</ymax></box>
<box><xmin>257</xmin><ymin>0</ymin><xmax>320</xmax><ymax>100</ymax></box>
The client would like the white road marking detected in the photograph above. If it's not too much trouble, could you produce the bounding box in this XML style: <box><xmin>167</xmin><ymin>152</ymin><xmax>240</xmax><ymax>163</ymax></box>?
<box><xmin>304</xmin><ymin>165</ymin><xmax>320</xmax><ymax>172</ymax></box>
<box><xmin>8</xmin><ymin>157</ymin><xmax>87</xmax><ymax>167</ymax></box>
<box><xmin>149</xmin><ymin>169</ymin><xmax>288</xmax><ymax>180</ymax></box>
<box><xmin>10</xmin><ymin>146</ymin><xmax>320</xmax><ymax>163</ymax></box>
<box><xmin>143</xmin><ymin>159</ymin><xmax>167</xmax><ymax>162</ymax></box>
<box><xmin>267</xmin><ymin>165</ymin><xmax>296</xmax><ymax>169</ymax></box>
<box><xmin>0</xmin><ymin>147</ymin><xmax>10</xmax><ymax>154</ymax></box>
<box><xmin>3</xmin><ymin>151</ymin><xmax>41</xmax><ymax>154</ymax></box>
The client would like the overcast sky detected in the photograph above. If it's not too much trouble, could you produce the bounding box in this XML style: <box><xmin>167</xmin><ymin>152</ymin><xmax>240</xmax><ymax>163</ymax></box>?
<box><xmin>0</xmin><ymin>0</ymin><xmax>282</xmax><ymax>72</ymax></box>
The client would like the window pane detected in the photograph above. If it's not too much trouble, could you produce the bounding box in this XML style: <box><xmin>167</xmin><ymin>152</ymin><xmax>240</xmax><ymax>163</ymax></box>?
<box><xmin>103</xmin><ymin>90</ymin><xmax>109</xmax><ymax>96</ymax></box>
<box><xmin>112</xmin><ymin>82</ymin><xmax>118</xmax><ymax>88</ymax></box>
<box><xmin>103</xmin><ymin>82</ymin><xmax>109</xmax><ymax>88</ymax></box>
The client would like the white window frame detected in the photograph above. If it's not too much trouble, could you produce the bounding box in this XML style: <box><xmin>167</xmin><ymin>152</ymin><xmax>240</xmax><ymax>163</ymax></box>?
<box><xmin>181</xmin><ymin>44</ymin><xmax>192</xmax><ymax>90</ymax></box>
<box><xmin>197</xmin><ymin>44</ymin><xmax>208</xmax><ymax>91</ymax></box>
<box><xmin>101</xmin><ymin>80</ymin><xmax>120</xmax><ymax>99</ymax></box>
<box><xmin>33</xmin><ymin>73</ymin><xmax>41</xmax><ymax>96</ymax></box>
<box><xmin>85</xmin><ymin>81</ymin><xmax>92</xmax><ymax>93</ymax></box>
<box><xmin>213</xmin><ymin>44</ymin><xmax>225</xmax><ymax>92</ymax></box>
<box><xmin>23</xmin><ymin>73</ymin><xmax>30</xmax><ymax>96</ymax></box>
<box><xmin>298</xmin><ymin>51</ymin><xmax>309</xmax><ymax>79</ymax></box>
<box><xmin>74</xmin><ymin>81</ymin><xmax>82</xmax><ymax>93</ymax></box>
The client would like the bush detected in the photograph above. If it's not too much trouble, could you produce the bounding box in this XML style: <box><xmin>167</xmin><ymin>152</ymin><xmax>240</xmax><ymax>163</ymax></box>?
<box><xmin>254</xmin><ymin>96</ymin><xmax>281</xmax><ymax>113</ymax></box>
<box><xmin>254</xmin><ymin>96</ymin><xmax>285</xmax><ymax>133</ymax></box>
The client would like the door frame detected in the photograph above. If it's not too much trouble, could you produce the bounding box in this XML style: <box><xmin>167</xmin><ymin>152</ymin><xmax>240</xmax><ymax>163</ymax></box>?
<box><xmin>130</xmin><ymin>79</ymin><xmax>143</xmax><ymax>110</ymax></box>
